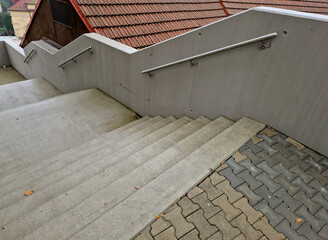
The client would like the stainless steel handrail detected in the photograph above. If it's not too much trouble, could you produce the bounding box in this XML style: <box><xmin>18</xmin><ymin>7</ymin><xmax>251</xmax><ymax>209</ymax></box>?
<box><xmin>24</xmin><ymin>49</ymin><xmax>37</xmax><ymax>63</ymax></box>
<box><xmin>142</xmin><ymin>32</ymin><xmax>277</xmax><ymax>74</ymax></box>
<box><xmin>58</xmin><ymin>46</ymin><xmax>93</xmax><ymax>69</ymax></box>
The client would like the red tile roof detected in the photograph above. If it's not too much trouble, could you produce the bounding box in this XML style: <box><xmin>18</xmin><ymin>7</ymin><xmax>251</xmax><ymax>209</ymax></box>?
<box><xmin>8</xmin><ymin>0</ymin><xmax>36</xmax><ymax>11</ymax></box>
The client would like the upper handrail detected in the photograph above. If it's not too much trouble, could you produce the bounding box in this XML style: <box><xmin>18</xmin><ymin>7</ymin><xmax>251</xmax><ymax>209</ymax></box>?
<box><xmin>142</xmin><ymin>32</ymin><xmax>277</xmax><ymax>74</ymax></box>
<box><xmin>24</xmin><ymin>49</ymin><xmax>37</xmax><ymax>63</ymax></box>
<box><xmin>58</xmin><ymin>46</ymin><xmax>93</xmax><ymax>69</ymax></box>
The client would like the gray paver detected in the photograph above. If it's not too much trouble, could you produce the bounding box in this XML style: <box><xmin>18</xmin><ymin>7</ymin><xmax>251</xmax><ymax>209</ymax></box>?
<box><xmin>186</xmin><ymin>209</ymin><xmax>217</xmax><ymax>240</ymax></box>
<box><xmin>237</xmin><ymin>170</ymin><xmax>263</xmax><ymax>190</ymax></box>
<box><xmin>225</xmin><ymin>157</ymin><xmax>246</xmax><ymax>174</ymax></box>
<box><xmin>254</xmin><ymin>200</ymin><xmax>284</xmax><ymax>227</ymax></box>
<box><xmin>276</xmin><ymin>219</ymin><xmax>307</xmax><ymax>240</ymax></box>
<box><xmin>236</xmin><ymin>183</ymin><xmax>263</xmax><ymax>206</ymax></box>
<box><xmin>275</xmin><ymin>203</ymin><xmax>303</xmax><ymax>229</ymax></box>
<box><xmin>230</xmin><ymin>214</ymin><xmax>263</xmax><ymax>239</ymax></box>
<box><xmin>297</xmin><ymin>223</ymin><xmax>325</xmax><ymax>240</ymax></box>
<box><xmin>273</xmin><ymin>143</ymin><xmax>293</xmax><ymax>158</ymax></box>
<box><xmin>187</xmin><ymin>187</ymin><xmax>204</xmax><ymax>199</ymax></box>
<box><xmin>151</xmin><ymin>218</ymin><xmax>171</xmax><ymax>236</ymax></box>
<box><xmin>273</xmin><ymin>175</ymin><xmax>300</xmax><ymax>195</ymax></box>
<box><xmin>301</xmin><ymin>148</ymin><xmax>323</xmax><ymax>162</ymax></box>
<box><xmin>242</xmin><ymin>149</ymin><xmax>264</xmax><ymax>164</ymax></box>
<box><xmin>253</xmin><ymin>217</ymin><xmax>286</xmax><ymax>240</ymax></box>
<box><xmin>312</xmin><ymin>193</ymin><xmax>328</xmax><ymax>210</ymax></box>
<box><xmin>315</xmin><ymin>208</ymin><xmax>328</xmax><ymax>224</ymax></box>
<box><xmin>255</xmin><ymin>185</ymin><xmax>282</xmax><ymax>208</ymax></box>
<box><xmin>307</xmin><ymin>167</ymin><xmax>328</xmax><ymax>186</ymax></box>
<box><xmin>163</xmin><ymin>207</ymin><xmax>194</xmax><ymax>238</ymax></box>
<box><xmin>294</xmin><ymin>205</ymin><xmax>325</xmax><ymax>232</ymax></box>
<box><xmin>274</xmin><ymin>188</ymin><xmax>302</xmax><ymax>211</ymax></box>
<box><xmin>233</xmin><ymin>198</ymin><xmax>263</xmax><ymax>224</ymax></box>
<box><xmin>239</xmin><ymin>159</ymin><xmax>263</xmax><ymax>177</ymax></box>
<box><xmin>304</xmin><ymin>157</ymin><xmax>325</xmax><ymax>172</ymax></box>
<box><xmin>288</xmin><ymin>154</ymin><xmax>311</xmax><ymax>171</ymax></box>
<box><xmin>257</xmin><ymin>161</ymin><xmax>280</xmax><ymax>179</ymax></box>
<box><xmin>273</xmin><ymin>163</ymin><xmax>297</xmax><ymax>181</ymax></box>
<box><xmin>292</xmin><ymin>177</ymin><xmax>317</xmax><ymax>198</ymax></box>
<box><xmin>207</xmin><ymin>231</ymin><xmax>223</xmax><ymax>240</ymax></box>
<box><xmin>219</xmin><ymin>168</ymin><xmax>244</xmax><ymax>188</ymax></box>
<box><xmin>180</xmin><ymin>229</ymin><xmax>200</xmax><ymax>240</ymax></box>
<box><xmin>135</xmin><ymin>227</ymin><xmax>153</xmax><ymax>240</ymax></box>
<box><xmin>309</xmin><ymin>179</ymin><xmax>328</xmax><ymax>197</ymax></box>
<box><xmin>178</xmin><ymin>197</ymin><xmax>199</xmax><ymax>217</ymax></box>
<box><xmin>212</xmin><ymin>195</ymin><xmax>241</xmax><ymax>221</ymax></box>
<box><xmin>191</xmin><ymin>192</ymin><xmax>220</xmax><ymax>219</ymax></box>
<box><xmin>258</xmin><ymin>142</ymin><xmax>279</xmax><ymax>156</ymax></box>
<box><xmin>257</xmin><ymin>133</ymin><xmax>277</xmax><ymax>146</ymax></box>
<box><xmin>276</xmin><ymin>152</ymin><xmax>297</xmax><ymax>169</ymax></box>
<box><xmin>255</xmin><ymin>172</ymin><xmax>281</xmax><ymax>193</ymax></box>
<box><xmin>258</xmin><ymin>151</ymin><xmax>281</xmax><ymax>167</ymax></box>
<box><xmin>289</xmin><ymin>165</ymin><xmax>314</xmax><ymax>183</ymax></box>
<box><xmin>293</xmin><ymin>191</ymin><xmax>322</xmax><ymax>214</ymax></box>
<box><xmin>245</xmin><ymin>141</ymin><xmax>263</xmax><ymax>154</ymax></box>
<box><xmin>208</xmin><ymin>212</ymin><xmax>241</xmax><ymax>240</ymax></box>
<box><xmin>199</xmin><ymin>178</ymin><xmax>223</xmax><ymax>201</ymax></box>
<box><xmin>318</xmin><ymin>225</ymin><xmax>328</xmax><ymax>239</ymax></box>
<box><xmin>272</xmin><ymin>134</ymin><xmax>291</xmax><ymax>148</ymax></box>
<box><xmin>209</xmin><ymin>172</ymin><xmax>225</xmax><ymax>185</ymax></box>
<box><xmin>154</xmin><ymin>226</ymin><xmax>177</xmax><ymax>240</ymax></box>
<box><xmin>215</xmin><ymin>180</ymin><xmax>243</xmax><ymax>203</ymax></box>
<box><xmin>288</xmin><ymin>145</ymin><xmax>309</xmax><ymax>160</ymax></box>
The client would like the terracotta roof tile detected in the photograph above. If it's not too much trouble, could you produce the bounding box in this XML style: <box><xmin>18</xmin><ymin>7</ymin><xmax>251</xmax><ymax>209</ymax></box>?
<box><xmin>8</xmin><ymin>0</ymin><xmax>37</xmax><ymax>11</ymax></box>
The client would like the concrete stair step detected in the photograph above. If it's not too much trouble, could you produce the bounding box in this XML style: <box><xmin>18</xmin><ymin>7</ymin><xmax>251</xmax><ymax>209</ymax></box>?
<box><xmin>0</xmin><ymin>115</ymin><xmax>154</xmax><ymax>187</ymax></box>
<box><xmin>0</xmin><ymin>116</ymin><xmax>176</xmax><ymax>213</ymax></box>
<box><xmin>67</xmin><ymin>117</ymin><xmax>264</xmax><ymax>240</ymax></box>
<box><xmin>5</xmin><ymin>116</ymin><xmax>233</xmax><ymax>240</ymax></box>
<box><xmin>0</xmin><ymin>78</ymin><xmax>62</xmax><ymax>111</ymax></box>
<box><xmin>0</xmin><ymin>88</ymin><xmax>138</xmax><ymax>177</ymax></box>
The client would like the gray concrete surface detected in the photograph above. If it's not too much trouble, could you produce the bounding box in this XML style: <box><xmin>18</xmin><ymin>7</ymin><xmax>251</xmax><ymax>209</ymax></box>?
<box><xmin>1</xmin><ymin>7</ymin><xmax>328</xmax><ymax>156</ymax></box>
<box><xmin>0</xmin><ymin>78</ymin><xmax>62</xmax><ymax>111</ymax></box>
<box><xmin>0</xmin><ymin>66</ymin><xmax>25</xmax><ymax>86</ymax></box>
<box><xmin>0</xmin><ymin>88</ymin><xmax>137</xmax><ymax>177</ymax></box>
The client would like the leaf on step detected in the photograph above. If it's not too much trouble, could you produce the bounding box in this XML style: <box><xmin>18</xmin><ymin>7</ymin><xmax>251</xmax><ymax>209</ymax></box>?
<box><xmin>295</xmin><ymin>218</ymin><xmax>302</xmax><ymax>223</ymax></box>
<box><xmin>135</xmin><ymin>185</ymin><xmax>142</xmax><ymax>190</ymax></box>
<box><xmin>24</xmin><ymin>190</ymin><xmax>34</xmax><ymax>196</ymax></box>
<box><xmin>155</xmin><ymin>215</ymin><xmax>161</xmax><ymax>220</ymax></box>
<box><xmin>220</xmin><ymin>161</ymin><xmax>225</xmax><ymax>165</ymax></box>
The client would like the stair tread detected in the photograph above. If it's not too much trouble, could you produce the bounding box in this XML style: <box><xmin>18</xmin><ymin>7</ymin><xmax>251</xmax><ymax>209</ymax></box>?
<box><xmin>0</xmin><ymin>78</ymin><xmax>62</xmax><ymax>112</ymax></box>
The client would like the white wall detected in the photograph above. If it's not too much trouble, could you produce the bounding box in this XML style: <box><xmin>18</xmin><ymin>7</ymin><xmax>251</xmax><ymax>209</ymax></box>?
<box><xmin>2</xmin><ymin>7</ymin><xmax>328</xmax><ymax>156</ymax></box>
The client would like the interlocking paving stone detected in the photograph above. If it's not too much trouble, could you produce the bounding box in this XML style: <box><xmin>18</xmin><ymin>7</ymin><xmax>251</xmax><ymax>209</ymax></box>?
<box><xmin>259</xmin><ymin>236</ymin><xmax>268</xmax><ymax>240</ymax></box>
<box><xmin>304</xmin><ymin>157</ymin><xmax>325</xmax><ymax>172</ymax></box>
<box><xmin>258</xmin><ymin>150</ymin><xmax>281</xmax><ymax>167</ymax></box>
<box><xmin>232</xmin><ymin>152</ymin><xmax>247</xmax><ymax>163</ymax></box>
<box><xmin>276</xmin><ymin>219</ymin><xmax>307</xmax><ymax>240</ymax></box>
<box><xmin>258</xmin><ymin>141</ymin><xmax>279</xmax><ymax>156</ymax></box>
<box><xmin>255</xmin><ymin>172</ymin><xmax>281</xmax><ymax>193</ymax></box>
<box><xmin>262</xmin><ymin>128</ymin><xmax>277</xmax><ymax>137</ymax></box>
<box><xmin>293</xmin><ymin>191</ymin><xmax>322</xmax><ymax>214</ymax></box>
<box><xmin>254</xmin><ymin>200</ymin><xmax>284</xmax><ymax>227</ymax></box>
<box><xmin>178</xmin><ymin>197</ymin><xmax>199</xmax><ymax>217</ymax></box>
<box><xmin>255</xmin><ymin>185</ymin><xmax>282</xmax><ymax>208</ymax></box>
<box><xmin>236</xmin><ymin>183</ymin><xmax>263</xmax><ymax>206</ymax></box>
<box><xmin>294</xmin><ymin>205</ymin><xmax>325</xmax><ymax>232</ymax></box>
<box><xmin>288</xmin><ymin>145</ymin><xmax>309</xmax><ymax>160</ymax></box>
<box><xmin>285</xmin><ymin>137</ymin><xmax>304</xmax><ymax>150</ymax></box>
<box><xmin>212</xmin><ymin>195</ymin><xmax>241</xmax><ymax>221</ymax></box>
<box><xmin>289</xmin><ymin>165</ymin><xmax>314</xmax><ymax>184</ymax></box>
<box><xmin>320</xmin><ymin>158</ymin><xmax>328</xmax><ymax>167</ymax></box>
<box><xmin>191</xmin><ymin>192</ymin><xmax>220</xmax><ymax>219</ymax></box>
<box><xmin>241</xmin><ymin>149</ymin><xmax>264</xmax><ymax>165</ymax></box>
<box><xmin>215</xmin><ymin>180</ymin><xmax>243</xmax><ymax>203</ymax></box>
<box><xmin>239</xmin><ymin>159</ymin><xmax>263</xmax><ymax>177</ymax></box>
<box><xmin>318</xmin><ymin>225</ymin><xmax>328</xmax><ymax>239</ymax></box>
<box><xmin>257</xmin><ymin>161</ymin><xmax>280</xmax><ymax>179</ymax></box>
<box><xmin>276</xmin><ymin>152</ymin><xmax>297</xmax><ymax>169</ymax></box>
<box><xmin>238</xmin><ymin>145</ymin><xmax>249</xmax><ymax>152</ymax></box>
<box><xmin>292</xmin><ymin>177</ymin><xmax>317</xmax><ymax>198</ymax></box>
<box><xmin>199</xmin><ymin>178</ymin><xmax>223</xmax><ymax>201</ymax></box>
<box><xmin>165</xmin><ymin>203</ymin><xmax>178</xmax><ymax>213</ymax></box>
<box><xmin>315</xmin><ymin>208</ymin><xmax>328</xmax><ymax>224</ymax></box>
<box><xmin>297</xmin><ymin>222</ymin><xmax>325</xmax><ymax>240</ymax></box>
<box><xmin>187</xmin><ymin>186</ymin><xmax>204</xmax><ymax>199</ymax></box>
<box><xmin>288</xmin><ymin>154</ymin><xmax>312</xmax><ymax>171</ymax></box>
<box><xmin>245</xmin><ymin>141</ymin><xmax>263</xmax><ymax>154</ymax></box>
<box><xmin>312</xmin><ymin>193</ymin><xmax>328</xmax><ymax>210</ymax></box>
<box><xmin>207</xmin><ymin>231</ymin><xmax>223</xmax><ymax>240</ymax></box>
<box><xmin>225</xmin><ymin>157</ymin><xmax>245</xmax><ymax>174</ymax></box>
<box><xmin>253</xmin><ymin>217</ymin><xmax>286</xmax><ymax>240</ymax></box>
<box><xmin>272</xmin><ymin>134</ymin><xmax>291</xmax><ymax>148</ymax></box>
<box><xmin>151</xmin><ymin>218</ymin><xmax>171</xmax><ymax>236</ymax></box>
<box><xmin>233</xmin><ymin>198</ymin><xmax>263</xmax><ymax>224</ymax></box>
<box><xmin>275</xmin><ymin>203</ymin><xmax>303</xmax><ymax>229</ymax></box>
<box><xmin>219</xmin><ymin>168</ymin><xmax>244</xmax><ymax>188</ymax></box>
<box><xmin>323</xmin><ymin>169</ymin><xmax>328</xmax><ymax>177</ymax></box>
<box><xmin>252</xmin><ymin>135</ymin><xmax>264</xmax><ymax>144</ymax></box>
<box><xmin>273</xmin><ymin>143</ymin><xmax>294</xmax><ymax>158</ymax></box>
<box><xmin>209</xmin><ymin>172</ymin><xmax>225</xmax><ymax>185</ymax></box>
<box><xmin>208</xmin><ymin>212</ymin><xmax>241</xmax><ymax>240</ymax></box>
<box><xmin>257</xmin><ymin>133</ymin><xmax>277</xmax><ymax>146</ymax></box>
<box><xmin>135</xmin><ymin>226</ymin><xmax>153</xmax><ymax>240</ymax></box>
<box><xmin>180</xmin><ymin>229</ymin><xmax>200</xmax><ymax>240</ymax></box>
<box><xmin>238</xmin><ymin>170</ymin><xmax>263</xmax><ymax>190</ymax></box>
<box><xmin>163</xmin><ymin>207</ymin><xmax>194</xmax><ymax>238</ymax></box>
<box><xmin>274</xmin><ymin>188</ymin><xmax>302</xmax><ymax>211</ymax></box>
<box><xmin>154</xmin><ymin>226</ymin><xmax>177</xmax><ymax>240</ymax></box>
<box><xmin>230</xmin><ymin>214</ymin><xmax>263</xmax><ymax>239</ymax></box>
<box><xmin>274</xmin><ymin>175</ymin><xmax>300</xmax><ymax>195</ymax></box>
<box><xmin>273</xmin><ymin>163</ymin><xmax>297</xmax><ymax>181</ymax></box>
<box><xmin>186</xmin><ymin>209</ymin><xmax>217</xmax><ymax>240</ymax></box>
<box><xmin>233</xmin><ymin>234</ymin><xmax>246</xmax><ymax>240</ymax></box>
<box><xmin>302</xmin><ymin>148</ymin><xmax>324</xmax><ymax>162</ymax></box>
<box><xmin>309</xmin><ymin>179</ymin><xmax>328</xmax><ymax>197</ymax></box>
<box><xmin>307</xmin><ymin>167</ymin><xmax>328</xmax><ymax>186</ymax></box>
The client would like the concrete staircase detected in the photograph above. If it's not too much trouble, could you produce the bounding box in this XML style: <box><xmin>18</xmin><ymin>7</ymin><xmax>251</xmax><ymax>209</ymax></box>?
<box><xmin>0</xmin><ymin>78</ymin><xmax>265</xmax><ymax>240</ymax></box>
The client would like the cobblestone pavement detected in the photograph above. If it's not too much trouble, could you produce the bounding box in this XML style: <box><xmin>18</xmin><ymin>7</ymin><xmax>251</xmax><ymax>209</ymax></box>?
<box><xmin>135</xmin><ymin>128</ymin><xmax>328</xmax><ymax>240</ymax></box>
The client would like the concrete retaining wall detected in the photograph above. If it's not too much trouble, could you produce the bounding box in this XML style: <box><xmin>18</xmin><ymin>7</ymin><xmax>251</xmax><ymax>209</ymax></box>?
<box><xmin>2</xmin><ymin>7</ymin><xmax>328</xmax><ymax>156</ymax></box>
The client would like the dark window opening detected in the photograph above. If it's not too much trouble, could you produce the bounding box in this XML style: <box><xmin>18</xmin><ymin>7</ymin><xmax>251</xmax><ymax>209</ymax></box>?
<box><xmin>50</xmin><ymin>0</ymin><xmax>71</xmax><ymax>27</ymax></box>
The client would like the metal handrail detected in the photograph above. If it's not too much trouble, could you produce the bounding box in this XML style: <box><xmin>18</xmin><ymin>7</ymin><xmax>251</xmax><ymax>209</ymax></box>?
<box><xmin>24</xmin><ymin>49</ymin><xmax>37</xmax><ymax>63</ymax></box>
<box><xmin>142</xmin><ymin>32</ymin><xmax>277</xmax><ymax>74</ymax></box>
<box><xmin>58</xmin><ymin>46</ymin><xmax>93</xmax><ymax>69</ymax></box>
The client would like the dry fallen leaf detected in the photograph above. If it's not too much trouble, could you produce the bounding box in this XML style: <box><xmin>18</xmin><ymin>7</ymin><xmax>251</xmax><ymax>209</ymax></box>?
<box><xmin>258</xmin><ymin>216</ymin><xmax>262</xmax><ymax>220</ymax></box>
<box><xmin>24</xmin><ymin>190</ymin><xmax>34</xmax><ymax>196</ymax></box>
<box><xmin>220</xmin><ymin>161</ymin><xmax>225</xmax><ymax>165</ymax></box>
<box><xmin>135</xmin><ymin>185</ymin><xmax>142</xmax><ymax>190</ymax></box>
<box><xmin>295</xmin><ymin>218</ymin><xmax>302</xmax><ymax>223</ymax></box>
<box><xmin>155</xmin><ymin>215</ymin><xmax>161</xmax><ymax>220</ymax></box>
